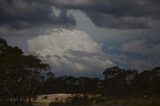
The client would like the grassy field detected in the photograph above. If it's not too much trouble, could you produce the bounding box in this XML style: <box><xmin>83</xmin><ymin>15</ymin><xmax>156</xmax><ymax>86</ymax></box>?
<box><xmin>34</xmin><ymin>94</ymin><xmax>101</xmax><ymax>106</ymax></box>
<box><xmin>34</xmin><ymin>94</ymin><xmax>72</xmax><ymax>106</ymax></box>
<box><xmin>34</xmin><ymin>94</ymin><xmax>160</xmax><ymax>106</ymax></box>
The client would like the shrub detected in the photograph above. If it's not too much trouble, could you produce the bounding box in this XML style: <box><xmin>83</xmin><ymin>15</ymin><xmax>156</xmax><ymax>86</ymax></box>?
<box><xmin>49</xmin><ymin>95</ymin><xmax>93</xmax><ymax>106</ymax></box>
<box><xmin>42</xmin><ymin>95</ymin><xmax>48</xmax><ymax>99</ymax></box>
<box><xmin>66</xmin><ymin>95</ymin><xmax>92</xmax><ymax>105</ymax></box>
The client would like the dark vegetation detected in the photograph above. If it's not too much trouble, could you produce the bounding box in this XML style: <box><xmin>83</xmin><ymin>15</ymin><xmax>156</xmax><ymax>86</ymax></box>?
<box><xmin>40</xmin><ymin>75</ymin><xmax>100</xmax><ymax>94</ymax></box>
<box><xmin>103</xmin><ymin>66</ymin><xmax>160</xmax><ymax>97</ymax></box>
<box><xmin>0</xmin><ymin>38</ymin><xmax>50</xmax><ymax>105</ymax></box>
<box><xmin>49</xmin><ymin>95</ymin><xmax>105</xmax><ymax>106</ymax></box>
<box><xmin>0</xmin><ymin>38</ymin><xmax>160</xmax><ymax>106</ymax></box>
<box><xmin>41</xmin><ymin>65</ymin><xmax>160</xmax><ymax>98</ymax></box>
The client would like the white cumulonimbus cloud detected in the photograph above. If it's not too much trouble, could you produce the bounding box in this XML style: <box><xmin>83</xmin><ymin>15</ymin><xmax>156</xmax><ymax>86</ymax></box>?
<box><xmin>27</xmin><ymin>28</ymin><xmax>113</xmax><ymax>76</ymax></box>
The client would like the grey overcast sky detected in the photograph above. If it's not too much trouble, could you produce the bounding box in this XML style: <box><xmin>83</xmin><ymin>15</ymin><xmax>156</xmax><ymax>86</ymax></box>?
<box><xmin>0</xmin><ymin>0</ymin><xmax>160</xmax><ymax>77</ymax></box>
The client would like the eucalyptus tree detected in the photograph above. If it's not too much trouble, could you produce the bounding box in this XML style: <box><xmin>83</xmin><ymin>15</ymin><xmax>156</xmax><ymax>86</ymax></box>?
<box><xmin>0</xmin><ymin>38</ymin><xmax>50</xmax><ymax>104</ymax></box>
<box><xmin>103</xmin><ymin>66</ymin><xmax>137</xmax><ymax>97</ymax></box>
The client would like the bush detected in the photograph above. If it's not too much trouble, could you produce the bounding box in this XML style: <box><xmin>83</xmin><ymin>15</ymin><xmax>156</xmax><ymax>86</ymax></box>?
<box><xmin>49</xmin><ymin>95</ymin><xmax>94</xmax><ymax>106</ymax></box>
<box><xmin>49</xmin><ymin>101</ymin><xmax>65</xmax><ymax>106</ymax></box>
<box><xmin>42</xmin><ymin>95</ymin><xmax>48</xmax><ymax>99</ymax></box>
<box><xmin>92</xmin><ymin>96</ymin><xmax>106</xmax><ymax>104</ymax></box>
<box><xmin>0</xmin><ymin>101</ymin><xmax>33</xmax><ymax>106</ymax></box>
<box><xmin>0</xmin><ymin>101</ymin><xmax>13</xmax><ymax>106</ymax></box>
<box><xmin>66</xmin><ymin>95</ymin><xmax>92</xmax><ymax>105</ymax></box>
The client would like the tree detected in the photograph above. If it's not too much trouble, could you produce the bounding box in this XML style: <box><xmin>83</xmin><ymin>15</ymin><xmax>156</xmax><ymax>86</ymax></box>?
<box><xmin>133</xmin><ymin>67</ymin><xmax>160</xmax><ymax>97</ymax></box>
<box><xmin>0</xmin><ymin>38</ymin><xmax>50</xmax><ymax>105</ymax></box>
<box><xmin>103</xmin><ymin>66</ymin><xmax>137</xmax><ymax>97</ymax></box>
<box><xmin>22</xmin><ymin>55</ymin><xmax>50</xmax><ymax>104</ymax></box>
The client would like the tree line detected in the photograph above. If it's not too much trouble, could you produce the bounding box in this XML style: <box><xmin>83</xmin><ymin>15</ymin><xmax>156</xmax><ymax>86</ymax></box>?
<box><xmin>103</xmin><ymin>66</ymin><xmax>160</xmax><ymax>97</ymax></box>
<box><xmin>0</xmin><ymin>38</ymin><xmax>160</xmax><ymax>105</ymax></box>
<box><xmin>40</xmin><ymin>66</ymin><xmax>160</xmax><ymax>98</ymax></box>
<box><xmin>39</xmin><ymin>74</ymin><xmax>100</xmax><ymax>94</ymax></box>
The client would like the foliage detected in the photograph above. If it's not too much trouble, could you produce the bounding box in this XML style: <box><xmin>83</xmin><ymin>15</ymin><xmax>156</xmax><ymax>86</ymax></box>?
<box><xmin>0</xmin><ymin>38</ymin><xmax>50</xmax><ymax>105</ymax></box>
<box><xmin>40</xmin><ymin>76</ymin><xmax>100</xmax><ymax>94</ymax></box>
<box><xmin>66</xmin><ymin>95</ymin><xmax>92</xmax><ymax>105</ymax></box>
<box><xmin>103</xmin><ymin>66</ymin><xmax>160</xmax><ymax>97</ymax></box>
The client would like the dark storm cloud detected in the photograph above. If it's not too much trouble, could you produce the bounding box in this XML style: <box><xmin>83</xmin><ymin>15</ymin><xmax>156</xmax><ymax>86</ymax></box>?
<box><xmin>36</xmin><ymin>0</ymin><xmax>160</xmax><ymax>29</ymax></box>
<box><xmin>85</xmin><ymin>11</ymin><xmax>151</xmax><ymax>29</ymax></box>
<box><xmin>1</xmin><ymin>0</ymin><xmax>160</xmax><ymax>29</ymax></box>
<box><xmin>47</xmin><ymin>0</ymin><xmax>160</xmax><ymax>18</ymax></box>
<box><xmin>90</xmin><ymin>0</ymin><xmax>160</xmax><ymax>29</ymax></box>
<box><xmin>0</xmin><ymin>0</ymin><xmax>76</xmax><ymax>29</ymax></box>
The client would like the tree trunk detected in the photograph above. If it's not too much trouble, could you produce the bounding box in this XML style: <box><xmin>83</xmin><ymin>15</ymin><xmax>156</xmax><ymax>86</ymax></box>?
<box><xmin>28</xmin><ymin>96</ymin><xmax>31</xmax><ymax>104</ymax></box>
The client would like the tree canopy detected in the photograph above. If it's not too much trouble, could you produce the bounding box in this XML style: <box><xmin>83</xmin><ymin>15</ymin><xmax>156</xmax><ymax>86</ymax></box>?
<box><xmin>0</xmin><ymin>38</ymin><xmax>50</xmax><ymax>104</ymax></box>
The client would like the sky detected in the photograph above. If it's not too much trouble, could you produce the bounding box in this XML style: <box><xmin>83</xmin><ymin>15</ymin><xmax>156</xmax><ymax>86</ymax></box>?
<box><xmin>0</xmin><ymin>0</ymin><xmax>160</xmax><ymax>77</ymax></box>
